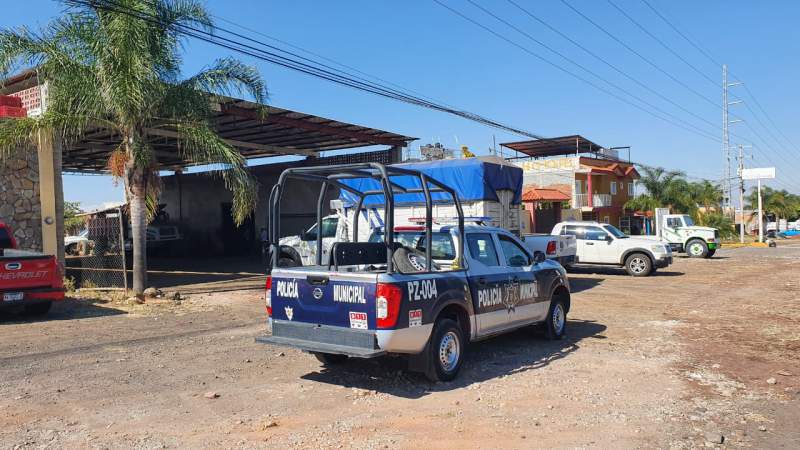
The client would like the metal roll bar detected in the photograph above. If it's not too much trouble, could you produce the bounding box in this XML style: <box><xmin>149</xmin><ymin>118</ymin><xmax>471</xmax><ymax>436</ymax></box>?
<box><xmin>268</xmin><ymin>162</ymin><xmax>465</xmax><ymax>274</ymax></box>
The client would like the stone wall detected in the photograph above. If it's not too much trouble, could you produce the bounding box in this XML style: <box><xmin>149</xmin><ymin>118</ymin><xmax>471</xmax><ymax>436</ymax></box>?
<box><xmin>0</xmin><ymin>150</ymin><xmax>42</xmax><ymax>251</ymax></box>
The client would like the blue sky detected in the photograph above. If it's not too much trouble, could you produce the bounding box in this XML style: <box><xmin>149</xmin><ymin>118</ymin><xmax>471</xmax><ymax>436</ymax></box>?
<box><xmin>5</xmin><ymin>0</ymin><xmax>800</xmax><ymax>208</ymax></box>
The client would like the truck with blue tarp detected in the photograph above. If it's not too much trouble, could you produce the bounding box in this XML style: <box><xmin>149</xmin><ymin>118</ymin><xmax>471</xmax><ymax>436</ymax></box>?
<box><xmin>257</xmin><ymin>163</ymin><xmax>571</xmax><ymax>381</ymax></box>
<box><xmin>276</xmin><ymin>158</ymin><xmax>526</xmax><ymax>267</ymax></box>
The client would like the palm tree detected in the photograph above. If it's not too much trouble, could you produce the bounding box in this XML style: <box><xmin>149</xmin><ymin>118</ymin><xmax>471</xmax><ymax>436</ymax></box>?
<box><xmin>0</xmin><ymin>0</ymin><xmax>267</xmax><ymax>294</ymax></box>
<box><xmin>625</xmin><ymin>166</ymin><xmax>695</xmax><ymax>214</ymax></box>
<box><xmin>689</xmin><ymin>180</ymin><xmax>722</xmax><ymax>212</ymax></box>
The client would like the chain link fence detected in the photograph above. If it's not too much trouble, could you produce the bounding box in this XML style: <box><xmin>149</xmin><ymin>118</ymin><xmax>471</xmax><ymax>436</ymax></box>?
<box><xmin>65</xmin><ymin>210</ymin><xmax>127</xmax><ymax>290</ymax></box>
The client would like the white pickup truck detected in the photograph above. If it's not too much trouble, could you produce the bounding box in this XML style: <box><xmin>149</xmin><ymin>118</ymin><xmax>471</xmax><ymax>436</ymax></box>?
<box><xmin>278</xmin><ymin>213</ymin><xmax>576</xmax><ymax>268</ymax></box>
<box><xmin>521</xmin><ymin>234</ymin><xmax>577</xmax><ymax>268</ymax></box>
<box><xmin>552</xmin><ymin>221</ymin><xmax>672</xmax><ymax>276</ymax></box>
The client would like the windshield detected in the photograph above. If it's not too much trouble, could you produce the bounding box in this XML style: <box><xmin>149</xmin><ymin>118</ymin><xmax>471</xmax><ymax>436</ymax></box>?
<box><xmin>603</xmin><ymin>224</ymin><xmax>629</xmax><ymax>239</ymax></box>
<box><xmin>681</xmin><ymin>215</ymin><xmax>695</xmax><ymax>226</ymax></box>
<box><xmin>306</xmin><ymin>217</ymin><xmax>338</xmax><ymax>239</ymax></box>
<box><xmin>369</xmin><ymin>230</ymin><xmax>456</xmax><ymax>260</ymax></box>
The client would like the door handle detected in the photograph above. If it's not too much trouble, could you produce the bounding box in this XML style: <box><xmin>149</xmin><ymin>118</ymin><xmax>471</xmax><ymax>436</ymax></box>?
<box><xmin>586</xmin><ymin>242</ymin><xmax>594</xmax><ymax>246</ymax></box>
<box><xmin>477</xmin><ymin>277</ymin><xmax>487</xmax><ymax>286</ymax></box>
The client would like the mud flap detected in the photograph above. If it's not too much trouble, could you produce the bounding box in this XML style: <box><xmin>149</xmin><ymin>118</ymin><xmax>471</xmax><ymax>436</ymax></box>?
<box><xmin>407</xmin><ymin>337</ymin><xmax>432</xmax><ymax>376</ymax></box>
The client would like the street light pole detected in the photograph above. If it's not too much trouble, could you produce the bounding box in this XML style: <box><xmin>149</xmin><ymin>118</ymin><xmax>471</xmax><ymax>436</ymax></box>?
<box><xmin>757</xmin><ymin>179</ymin><xmax>763</xmax><ymax>243</ymax></box>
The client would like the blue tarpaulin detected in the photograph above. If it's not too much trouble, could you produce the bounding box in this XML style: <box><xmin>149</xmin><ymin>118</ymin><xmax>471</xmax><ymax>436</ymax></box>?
<box><xmin>338</xmin><ymin>158</ymin><xmax>522</xmax><ymax>206</ymax></box>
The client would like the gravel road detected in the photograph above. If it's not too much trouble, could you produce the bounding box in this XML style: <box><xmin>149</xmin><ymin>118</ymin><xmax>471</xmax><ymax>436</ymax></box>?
<box><xmin>1</xmin><ymin>244</ymin><xmax>798</xmax><ymax>449</ymax></box>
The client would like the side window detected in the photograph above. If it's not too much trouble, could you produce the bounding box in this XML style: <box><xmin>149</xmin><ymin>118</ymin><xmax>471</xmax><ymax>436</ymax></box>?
<box><xmin>319</xmin><ymin>217</ymin><xmax>338</xmax><ymax>238</ymax></box>
<box><xmin>610</xmin><ymin>181</ymin><xmax>617</xmax><ymax>195</ymax></box>
<box><xmin>417</xmin><ymin>234</ymin><xmax>456</xmax><ymax>260</ymax></box>
<box><xmin>666</xmin><ymin>218</ymin><xmax>681</xmax><ymax>229</ymax></box>
<box><xmin>466</xmin><ymin>233</ymin><xmax>499</xmax><ymax>266</ymax></box>
<box><xmin>584</xmin><ymin>226</ymin><xmax>608</xmax><ymax>241</ymax></box>
<box><xmin>628</xmin><ymin>182</ymin><xmax>635</xmax><ymax>196</ymax></box>
<box><xmin>498</xmin><ymin>235</ymin><xmax>532</xmax><ymax>267</ymax></box>
<box><xmin>562</xmin><ymin>225</ymin><xmax>585</xmax><ymax>240</ymax></box>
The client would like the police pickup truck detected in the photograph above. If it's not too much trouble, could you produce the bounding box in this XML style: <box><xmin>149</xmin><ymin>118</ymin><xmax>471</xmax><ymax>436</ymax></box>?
<box><xmin>257</xmin><ymin>163</ymin><xmax>571</xmax><ymax>381</ymax></box>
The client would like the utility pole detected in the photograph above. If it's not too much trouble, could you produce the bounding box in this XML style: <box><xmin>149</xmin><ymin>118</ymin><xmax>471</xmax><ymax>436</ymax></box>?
<box><xmin>722</xmin><ymin>64</ymin><xmax>743</xmax><ymax>219</ymax></box>
<box><xmin>722</xmin><ymin>65</ymin><xmax>730</xmax><ymax>212</ymax></box>
<box><xmin>737</xmin><ymin>144</ymin><xmax>746</xmax><ymax>243</ymax></box>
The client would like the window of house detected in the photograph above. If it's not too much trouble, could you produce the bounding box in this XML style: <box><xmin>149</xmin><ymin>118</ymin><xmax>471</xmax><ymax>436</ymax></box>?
<box><xmin>603</xmin><ymin>216</ymin><xmax>610</xmax><ymax>224</ymax></box>
<box><xmin>574</xmin><ymin>179</ymin><xmax>582</xmax><ymax>193</ymax></box>
<box><xmin>466</xmin><ymin>233</ymin><xmax>499</xmax><ymax>266</ymax></box>
<box><xmin>610</xmin><ymin>181</ymin><xmax>617</xmax><ymax>195</ymax></box>
<box><xmin>628</xmin><ymin>182</ymin><xmax>635</xmax><ymax>196</ymax></box>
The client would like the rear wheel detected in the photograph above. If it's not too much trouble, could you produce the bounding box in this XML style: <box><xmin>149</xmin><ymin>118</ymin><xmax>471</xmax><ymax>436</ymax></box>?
<box><xmin>23</xmin><ymin>301</ymin><xmax>52</xmax><ymax>316</ymax></box>
<box><xmin>424</xmin><ymin>319</ymin><xmax>465</xmax><ymax>382</ymax></box>
<box><xmin>313</xmin><ymin>352</ymin><xmax>348</xmax><ymax>366</ymax></box>
<box><xmin>544</xmin><ymin>298</ymin><xmax>568</xmax><ymax>340</ymax></box>
<box><xmin>625</xmin><ymin>253</ymin><xmax>652</xmax><ymax>277</ymax></box>
<box><xmin>686</xmin><ymin>239</ymin><xmax>709</xmax><ymax>258</ymax></box>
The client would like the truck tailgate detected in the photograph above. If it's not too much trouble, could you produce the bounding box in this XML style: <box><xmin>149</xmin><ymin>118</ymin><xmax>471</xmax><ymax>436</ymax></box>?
<box><xmin>270</xmin><ymin>269</ymin><xmax>379</xmax><ymax>329</ymax></box>
<box><xmin>0</xmin><ymin>251</ymin><xmax>57</xmax><ymax>291</ymax></box>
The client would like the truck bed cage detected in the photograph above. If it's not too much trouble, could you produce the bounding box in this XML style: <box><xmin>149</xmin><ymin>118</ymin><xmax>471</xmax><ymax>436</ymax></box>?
<box><xmin>268</xmin><ymin>163</ymin><xmax>465</xmax><ymax>273</ymax></box>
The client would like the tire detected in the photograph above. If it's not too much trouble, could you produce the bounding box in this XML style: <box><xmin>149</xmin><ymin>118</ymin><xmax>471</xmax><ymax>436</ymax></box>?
<box><xmin>278</xmin><ymin>256</ymin><xmax>298</xmax><ymax>268</ymax></box>
<box><xmin>686</xmin><ymin>239</ymin><xmax>709</xmax><ymax>258</ymax></box>
<box><xmin>424</xmin><ymin>319</ymin><xmax>465</xmax><ymax>382</ymax></box>
<box><xmin>23</xmin><ymin>301</ymin><xmax>52</xmax><ymax>316</ymax></box>
<box><xmin>625</xmin><ymin>253</ymin><xmax>652</xmax><ymax>277</ymax></box>
<box><xmin>544</xmin><ymin>298</ymin><xmax>568</xmax><ymax>340</ymax></box>
<box><xmin>313</xmin><ymin>352</ymin><xmax>348</xmax><ymax>366</ymax></box>
<box><xmin>707</xmin><ymin>249</ymin><xmax>716</xmax><ymax>258</ymax></box>
<box><xmin>392</xmin><ymin>247</ymin><xmax>438</xmax><ymax>273</ymax></box>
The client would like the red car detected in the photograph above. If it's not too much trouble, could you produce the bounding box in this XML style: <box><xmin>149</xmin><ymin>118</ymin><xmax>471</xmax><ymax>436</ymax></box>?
<box><xmin>0</xmin><ymin>222</ymin><xmax>64</xmax><ymax>315</ymax></box>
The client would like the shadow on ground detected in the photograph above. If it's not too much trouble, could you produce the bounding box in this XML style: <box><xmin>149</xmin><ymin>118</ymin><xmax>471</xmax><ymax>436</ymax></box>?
<box><xmin>301</xmin><ymin>319</ymin><xmax>607</xmax><ymax>399</ymax></box>
<box><xmin>567</xmin><ymin>276</ymin><xmax>604</xmax><ymax>293</ymax></box>
<box><xmin>567</xmin><ymin>266</ymin><xmax>684</xmax><ymax>277</ymax></box>
<box><xmin>0</xmin><ymin>297</ymin><xmax>127</xmax><ymax>325</ymax></box>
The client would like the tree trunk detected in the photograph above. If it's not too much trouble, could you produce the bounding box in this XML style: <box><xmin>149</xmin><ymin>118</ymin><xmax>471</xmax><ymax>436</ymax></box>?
<box><xmin>124</xmin><ymin>137</ymin><xmax>148</xmax><ymax>295</ymax></box>
<box><xmin>129</xmin><ymin>182</ymin><xmax>148</xmax><ymax>294</ymax></box>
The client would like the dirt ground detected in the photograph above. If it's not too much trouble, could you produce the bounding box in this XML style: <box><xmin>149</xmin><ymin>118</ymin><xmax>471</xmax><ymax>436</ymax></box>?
<box><xmin>1</xmin><ymin>244</ymin><xmax>799</xmax><ymax>449</ymax></box>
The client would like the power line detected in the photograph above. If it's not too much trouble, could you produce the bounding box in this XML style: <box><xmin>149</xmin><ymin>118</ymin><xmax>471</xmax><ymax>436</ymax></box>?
<box><xmin>606</xmin><ymin>0</ymin><xmax>719</xmax><ymax>88</ymax></box>
<box><xmin>559</xmin><ymin>0</ymin><xmax>721</xmax><ymax>111</ymax></box>
<box><xmin>463</xmin><ymin>0</ymin><xmax>725</xmax><ymax>141</ymax></box>
<box><xmin>504</xmin><ymin>0</ymin><xmax>722</xmax><ymax>134</ymax></box>
<box><xmin>639</xmin><ymin>0</ymin><xmax>721</xmax><ymax>68</ymax></box>
<box><xmin>67</xmin><ymin>0</ymin><xmax>547</xmax><ymax>140</ymax></box>
<box><xmin>433</xmin><ymin>0</ymin><xmax>723</xmax><ymax>143</ymax></box>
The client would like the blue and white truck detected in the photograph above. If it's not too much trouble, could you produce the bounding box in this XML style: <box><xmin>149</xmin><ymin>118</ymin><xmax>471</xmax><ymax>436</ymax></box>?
<box><xmin>257</xmin><ymin>163</ymin><xmax>571</xmax><ymax>381</ymax></box>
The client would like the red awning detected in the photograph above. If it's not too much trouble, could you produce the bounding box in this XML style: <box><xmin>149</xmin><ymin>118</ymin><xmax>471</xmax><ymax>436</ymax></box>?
<box><xmin>522</xmin><ymin>187</ymin><xmax>571</xmax><ymax>202</ymax></box>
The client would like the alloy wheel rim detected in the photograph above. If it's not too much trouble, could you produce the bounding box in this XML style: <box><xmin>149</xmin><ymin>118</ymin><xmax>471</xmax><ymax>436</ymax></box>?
<box><xmin>630</xmin><ymin>257</ymin><xmax>647</xmax><ymax>273</ymax></box>
<box><xmin>439</xmin><ymin>331</ymin><xmax>460</xmax><ymax>372</ymax></box>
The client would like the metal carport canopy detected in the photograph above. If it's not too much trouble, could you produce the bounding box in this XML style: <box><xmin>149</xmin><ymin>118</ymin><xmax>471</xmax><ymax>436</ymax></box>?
<box><xmin>62</xmin><ymin>98</ymin><xmax>417</xmax><ymax>173</ymax></box>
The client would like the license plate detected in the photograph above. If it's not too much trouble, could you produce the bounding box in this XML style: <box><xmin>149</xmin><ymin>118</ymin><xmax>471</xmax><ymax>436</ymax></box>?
<box><xmin>3</xmin><ymin>292</ymin><xmax>24</xmax><ymax>302</ymax></box>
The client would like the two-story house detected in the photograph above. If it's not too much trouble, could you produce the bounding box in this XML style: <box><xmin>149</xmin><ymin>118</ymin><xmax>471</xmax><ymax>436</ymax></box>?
<box><xmin>502</xmin><ymin>135</ymin><xmax>640</xmax><ymax>233</ymax></box>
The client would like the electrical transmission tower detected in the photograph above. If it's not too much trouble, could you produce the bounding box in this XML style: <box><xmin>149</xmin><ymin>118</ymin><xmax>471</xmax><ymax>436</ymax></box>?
<box><xmin>722</xmin><ymin>64</ymin><xmax>743</xmax><ymax>216</ymax></box>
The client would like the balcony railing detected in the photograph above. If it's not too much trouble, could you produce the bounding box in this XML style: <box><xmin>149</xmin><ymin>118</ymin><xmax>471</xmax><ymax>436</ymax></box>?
<box><xmin>574</xmin><ymin>193</ymin><xmax>613</xmax><ymax>208</ymax></box>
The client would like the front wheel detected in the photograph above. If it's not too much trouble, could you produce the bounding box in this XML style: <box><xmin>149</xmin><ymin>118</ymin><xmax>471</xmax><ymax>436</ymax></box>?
<box><xmin>625</xmin><ymin>253</ymin><xmax>652</xmax><ymax>277</ymax></box>
<box><xmin>424</xmin><ymin>319</ymin><xmax>465</xmax><ymax>382</ymax></box>
<box><xmin>686</xmin><ymin>239</ymin><xmax>709</xmax><ymax>258</ymax></box>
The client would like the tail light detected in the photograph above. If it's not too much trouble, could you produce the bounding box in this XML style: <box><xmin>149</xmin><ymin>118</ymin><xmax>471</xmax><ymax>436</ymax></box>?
<box><xmin>376</xmin><ymin>283</ymin><xmax>402</xmax><ymax>329</ymax></box>
<box><xmin>546</xmin><ymin>240</ymin><xmax>557</xmax><ymax>255</ymax></box>
<box><xmin>265</xmin><ymin>276</ymin><xmax>272</xmax><ymax>317</ymax></box>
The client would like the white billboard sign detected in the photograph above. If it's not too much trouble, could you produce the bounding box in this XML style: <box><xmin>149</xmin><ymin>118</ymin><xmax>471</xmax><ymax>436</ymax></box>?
<box><xmin>741</xmin><ymin>167</ymin><xmax>775</xmax><ymax>180</ymax></box>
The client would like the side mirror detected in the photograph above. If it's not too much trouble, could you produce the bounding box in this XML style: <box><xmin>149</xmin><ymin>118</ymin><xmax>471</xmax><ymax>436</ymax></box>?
<box><xmin>533</xmin><ymin>251</ymin><xmax>546</xmax><ymax>264</ymax></box>
<box><xmin>605</xmin><ymin>234</ymin><xmax>613</xmax><ymax>242</ymax></box>
<box><xmin>301</xmin><ymin>231</ymin><xmax>317</xmax><ymax>241</ymax></box>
